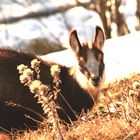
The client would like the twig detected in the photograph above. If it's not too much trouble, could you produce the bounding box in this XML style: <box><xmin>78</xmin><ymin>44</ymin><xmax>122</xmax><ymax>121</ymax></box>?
<box><xmin>123</xmin><ymin>131</ymin><xmax>137</xmax><ymax>140</ymax></box>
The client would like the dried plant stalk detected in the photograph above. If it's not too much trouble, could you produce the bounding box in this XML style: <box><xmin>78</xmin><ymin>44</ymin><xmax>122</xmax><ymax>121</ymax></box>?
<box><xmin>17</xmin><ymin>59</ymin><xmax>64</xmax><ymax>140</ymax></box>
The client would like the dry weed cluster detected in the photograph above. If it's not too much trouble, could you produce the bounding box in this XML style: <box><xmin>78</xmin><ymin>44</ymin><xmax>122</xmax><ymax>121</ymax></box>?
<box><xmin>17</xmin><ymin>59</ymin><xmax>63</xmax><ymax>140</ymax></box>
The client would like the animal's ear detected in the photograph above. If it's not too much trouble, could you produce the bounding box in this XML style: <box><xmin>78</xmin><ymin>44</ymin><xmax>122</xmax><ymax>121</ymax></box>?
<box><xmin>69</xmin><ymin>29</ymin><xmax>82</xmax><ymax>54</ymax></box>
<box><xmin>93</xmin><ymin>26</ymin><xmax>105</xmax><ymax>50</ymax></box>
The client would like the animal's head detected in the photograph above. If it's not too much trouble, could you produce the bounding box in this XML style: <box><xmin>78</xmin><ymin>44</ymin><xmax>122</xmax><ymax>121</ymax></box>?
<box><xmin>69</xmin><ymin>26</ymin><xmax>105</xmax><ymax>88</ymax></box>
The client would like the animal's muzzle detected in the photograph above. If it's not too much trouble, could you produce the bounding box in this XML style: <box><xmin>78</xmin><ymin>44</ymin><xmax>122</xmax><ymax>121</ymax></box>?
<box><xmin>91</xmin><ymin>76</ymin><xmax>101</xmax><ymax>87</ymax></box>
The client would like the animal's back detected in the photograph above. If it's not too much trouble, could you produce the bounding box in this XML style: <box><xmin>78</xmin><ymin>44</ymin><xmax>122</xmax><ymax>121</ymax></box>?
<box><xmin>0</xmin><ymin>49</ymin><xmax>52</xmax><ymax>130</ymax></box>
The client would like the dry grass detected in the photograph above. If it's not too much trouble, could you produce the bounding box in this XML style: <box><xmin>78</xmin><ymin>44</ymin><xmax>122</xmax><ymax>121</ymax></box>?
<box><xmin>13</xmin><ymin>73</ymin><xmax>140</xmax><ymax>140</ymax></box>
<box><xmin>15</xmin><ymin>59</ymin><xmax>140</xmax><ymax>140</ymax></box>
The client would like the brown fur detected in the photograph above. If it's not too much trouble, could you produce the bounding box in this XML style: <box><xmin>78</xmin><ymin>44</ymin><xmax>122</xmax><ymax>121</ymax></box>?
<box><xmin>0</xmin><ymin>26</ymin><xmax>105</xmax><ymax>131</ymax></box>
<box><xmin>0</xmin><ymin>48</ymin><xmax>93</xmax><ymax>130</ymax></box>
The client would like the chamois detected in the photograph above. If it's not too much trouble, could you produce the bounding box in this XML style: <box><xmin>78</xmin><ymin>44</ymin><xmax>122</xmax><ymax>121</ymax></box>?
<box><xmin>0</xmin><ymin>26</ymin><xmax>105</xmax><ymax>131</ymax></box>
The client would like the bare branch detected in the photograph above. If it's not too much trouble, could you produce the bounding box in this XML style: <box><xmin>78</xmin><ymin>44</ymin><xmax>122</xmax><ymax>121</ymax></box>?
<box><xmin>0</xmin><ymin>2</ymin><xmax>92</xmax><ymax>24</ymax></box>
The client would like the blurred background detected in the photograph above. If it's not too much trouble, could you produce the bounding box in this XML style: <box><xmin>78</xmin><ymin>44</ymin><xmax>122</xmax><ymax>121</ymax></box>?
<box><xmin>0</xmin><ymin>0</ymin><xmax>139</xmax><ymax>55</ymax></box>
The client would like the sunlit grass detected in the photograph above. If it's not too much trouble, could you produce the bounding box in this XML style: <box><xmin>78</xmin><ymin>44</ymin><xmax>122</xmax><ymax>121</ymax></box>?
<box><xmin>13</xmin><ymin>72</ymin><xmax>140</xmax><ymax>140</ymax></box>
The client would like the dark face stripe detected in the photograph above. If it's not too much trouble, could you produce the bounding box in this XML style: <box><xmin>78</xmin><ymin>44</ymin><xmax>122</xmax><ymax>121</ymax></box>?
<box><xmin>99</xmin><ymin>63</ymin><xmax>105</xmax><ymax>78</ymax></box>
<box><xmin>78</xmin><ymin>47</ymin><xmax>104</xmax><ymax>87</ymax></box>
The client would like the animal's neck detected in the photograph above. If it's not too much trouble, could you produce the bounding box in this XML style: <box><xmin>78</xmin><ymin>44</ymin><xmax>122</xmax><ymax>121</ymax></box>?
<box><xmin>69</xmin><ymin>65</ymin><xmax>99</xmax><ymax>101</ymax></box>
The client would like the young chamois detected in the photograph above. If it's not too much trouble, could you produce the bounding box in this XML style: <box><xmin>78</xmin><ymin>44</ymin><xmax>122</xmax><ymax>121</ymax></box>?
<box><xmin>0</xmin><ymin>26</ymin><xmax>105</xmax><ymax>131</ymax></box>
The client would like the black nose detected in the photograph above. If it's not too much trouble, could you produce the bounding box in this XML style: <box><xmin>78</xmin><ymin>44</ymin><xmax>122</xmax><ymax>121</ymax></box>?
<box><xmin>91</xmin><ymin>76</ymin><xmax>100</xmax><ymax>87</ymax></box>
